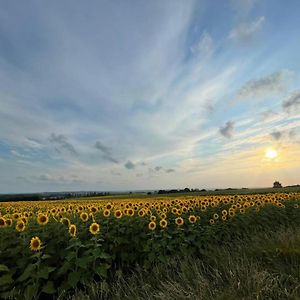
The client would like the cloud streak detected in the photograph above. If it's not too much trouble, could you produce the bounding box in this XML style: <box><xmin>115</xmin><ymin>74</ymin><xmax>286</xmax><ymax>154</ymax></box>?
<box><xmin>229</xmin><ymin>16</ymin><xmax>265</xmax><ymax>43</ymax></box>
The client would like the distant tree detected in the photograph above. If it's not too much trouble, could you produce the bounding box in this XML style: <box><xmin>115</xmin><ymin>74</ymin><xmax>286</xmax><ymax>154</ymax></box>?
<box><xmin>183</xmin><ymin>188</ymin><xmax>190</xmax><ymax>192</ymax></box>
<box><xmin>147</xmin><ymin>192</ymin><xmax>152</xmax><ymax>195</ymax></box>
<box><xmin>273</xmin><ymin>181</ymin><xmax>282</xmax><ymax>188</ymax></box>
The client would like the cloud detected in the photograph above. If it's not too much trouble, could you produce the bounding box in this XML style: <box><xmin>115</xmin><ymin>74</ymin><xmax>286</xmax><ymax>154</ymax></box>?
<box><xmin>95</xmin><ymin>141</ymin><xmax>119</xmax><ymax>163</ymax></box>
<box><xmin>49</xmin><ymin>133</ymin><xmax>78</xmax><ymax>156</ymax></box>
<box><xmin>231</xmin><ymin>0</ymin><xmax>258</xmax><ymax>15</ymax></box>
<box><xmin>282</xmin><ymin>91</ymin><xmax>300</xmax><ymax>113</ymax></box>
<box><xmin>136</xmin><ymin>173</ymin><xmax>143</xmax><ymax>177</ymax></box>
<box><xmin>270</xmin><ymin>131</ymin><xmax>282</xmax><ymax>140</ymax></box>
<box><xmin>166</xmin><ymin>168</ymin><xmax>175</xmax><ymax>173</ymax></box>
<box><xmin>124</xmin><ymin>160</ymin><xmax>135</xmax><ymax>170</ymax></box>
<box><xmin>191</xmin><ymin>31</ymin><xmax>213</xmax><ymax>56</ymax></box>
<box><xmin>10</xmin><ymin>149</ymin><xmax>25</xmax><ymax>158</ymax></box>
<box><xmin>154</xmin><ymin>166</ymin><xmax>163</xmax><ymax>172</ymax></box>
<box><xmin>38</xmin><ymin>174</ymin><xmax>53</xmax><ymax>181</ymax></box>
<box><xmin>220</xmin><ymin>121</ymin><xmax>235</xmax><ymax>138</ymax></box>
<box><xmin>260</xmin><ymin>110</ymin><xmax>278</xmax><ymax>122</ymax></box>
<box><xmin>229</xmin><ymin>16</ymin><xmax>265</xmax><ymax>43</ymax></box>
<box><xmin>111</xmin><ymin>170</ymin><xmax>121</xmax><ymax>176</ymax></box>
<box><xmin>236</xmin><ymin>70</ymin><xmax>291</xmax><ymax>101</ymax></box>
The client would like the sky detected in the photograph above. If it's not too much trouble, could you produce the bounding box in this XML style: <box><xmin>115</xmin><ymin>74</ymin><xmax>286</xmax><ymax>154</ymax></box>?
<box><xmin>0</xmin><ymin>0</ymin><xmax>300</xmax><ymax>193</ymax></box>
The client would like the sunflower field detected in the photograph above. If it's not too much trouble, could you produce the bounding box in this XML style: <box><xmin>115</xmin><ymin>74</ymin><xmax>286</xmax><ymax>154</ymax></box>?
<box><xmin>0</xmin><ymin>192</ymin><xmax>300</xmax><ymax>299</ymax></box>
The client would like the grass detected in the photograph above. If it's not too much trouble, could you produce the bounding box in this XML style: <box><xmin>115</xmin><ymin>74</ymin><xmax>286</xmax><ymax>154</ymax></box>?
<box><xmin>67</xmin><ymin>225</ymin><xmax>300</xmax><ymax>300</ymax></box>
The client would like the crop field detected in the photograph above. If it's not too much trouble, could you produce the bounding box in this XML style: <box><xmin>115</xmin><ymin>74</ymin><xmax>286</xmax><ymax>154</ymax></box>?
<box><xmin>1</xmin><ymin>192</ymin><xmax>300</xmax><ymax>299</ymax></box>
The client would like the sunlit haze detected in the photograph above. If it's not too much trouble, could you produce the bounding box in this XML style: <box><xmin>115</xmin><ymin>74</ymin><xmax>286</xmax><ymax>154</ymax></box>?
<box><xmin>0</xmin><ymin>1</ymin><xmax>300</xmax><ymax>193</ymax></box>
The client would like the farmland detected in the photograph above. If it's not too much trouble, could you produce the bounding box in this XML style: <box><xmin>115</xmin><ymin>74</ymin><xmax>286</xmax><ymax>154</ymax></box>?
<box><xmin>0</xmin><ymin>192</ymin><xmax>300</xmax><ymax>299</ymax></box>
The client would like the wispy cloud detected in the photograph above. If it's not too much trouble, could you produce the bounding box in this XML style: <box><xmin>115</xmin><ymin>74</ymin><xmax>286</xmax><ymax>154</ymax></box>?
<box><xmin>49</xmin><ymin>133</ymin><xmax>78</xmax><ymax>156</ymax></box>
<box><xmin>94</xmin><ymin>141</ymin><xmax>118</xmax><ymax>164</ymax></box>
<box><xmin>282</xmin><ymin>91</ymin><xmax>300</xmax><ymax>113</ymax></box>
<box><xmin>229</xmin><ymin>16</ymin><xmax>265</xmax><ymax>43</ymax></box>
<box><xmin>236</xmin><ymin>70</ymin><xmax>292</xmax><ymax>101</ymax></box>
<box><xmin>191</xmin><ymin>31</ymin><xmax>213</xmax><ymax>56</ymax></box>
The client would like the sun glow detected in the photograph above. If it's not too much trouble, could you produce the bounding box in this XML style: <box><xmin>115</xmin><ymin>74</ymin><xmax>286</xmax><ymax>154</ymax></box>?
<box><xmin>265</xmin><ymin>148</ymin><xmax>278</xmax><ymax>159</ymax></box>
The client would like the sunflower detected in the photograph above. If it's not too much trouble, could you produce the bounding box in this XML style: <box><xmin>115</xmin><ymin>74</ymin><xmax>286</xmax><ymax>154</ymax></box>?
<box><xmin>30</xmin><ymin>236</ymin><xmax>42</xmax><ymax>251</ymax></box>
<box><xmin>61</xmin><ymin>218</ymin><xmax>70</xmax><ymax>227</ymax></box>
<box><xmin>240</xmin><ymin>208</ymin><xmax>245</xmax><ymax>214</ymax></box>
<box><xmin>159</xmin><ymin>219</ymin><xmax>167</xmax><ymax>228</ymax></box>
<box><xmin>5</xmin><ymin>218</ymin><xmax>12</xmax><ymax>227</ymax></box>
<box><xmin>80</xmin><ymin>212</ymin><xmax>89</xmax><ymax>222</ymax></box>
<box><xmin>188</xmin><ymin>215</ymin><xmax>197</xmax><ymax>224</ymax></box>
<box><xmin>89</xmin><ymin>222</ymin><xmax>100</xmax><ymax>235</ymax></box>
<box><xmin>16</xmin><ymin>221</ymin><xmax>26</xmax><ymax>232</ymax></box>
<box><xmin>221</xmin><ymin>215</ymin><xmax>227</xmax><ymax>221</ymax></box>
<box><xmin>150</xmin><ymin>215</ymin><xmax>156</xmax><ymax>222</ymax></box>
<box><xmin>213</xmin><ymin>213</ymin><xmax>219</xmax><ymax>220</ymax></box>
<box><xmin>37</xmin><ymin>214</ymin><xmax>49</xmax><ymax>226</ymax></box>
<box><xmin>294</xmin><ymin>204</ymin><xmax>299</xmax><ymax>209</ymax></box>
<box><xmin>175</xmin><ymin>217</ymin><xmax>184</xmax><ymax>226</ymax></box>
<box><xmin>138</xmin><ymin>209</ymin><xmax>145</xmax><ymax>217</ymax></box>
<box><xmin>91</xmin><ymin>206</ymin><xmax>97</xmax><ymax>213</ymax></box>
<box><xmin>114</xmin><ymin>210</ymin><xmax>122</xmax><ymax>219</ymax></box>
<box><xmin>160</xmin><ymin>213</ymin><xmax>167</xmax><ymax>220</ymax></box>
<box><xmin>148</xmin><ymin>221</ymin><xmax>156</xmax><ymax>231</ymax></box>
<box><xmin>0</xmin><ymin>217</ymin><xmax>6</xmax><ymax>228</ymax></box>
<box><xmin>69</xmin><ymin>224</ymin><xmax>77</xmax><ymax>237</ymax></box>
<box><xmin>127</xmin><ymin>208</ymin><xmax>134</xmax><ymax>217</ymax></box>
<box><xmin>209</xmin><ymin>219</ymin><xmax>215</xmax><ymax>225</ymax></box>
<box><xmin>103</xmin><ymin>209</ymin><xmax>111</xmax><ymax>217</ymax></box>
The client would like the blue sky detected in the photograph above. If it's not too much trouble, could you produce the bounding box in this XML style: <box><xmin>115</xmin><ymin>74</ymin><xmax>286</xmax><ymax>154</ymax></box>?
<box><xmin>0</xmin><ymin>0</ymin><xmax>300</xmax><ymax>193</ymax></box>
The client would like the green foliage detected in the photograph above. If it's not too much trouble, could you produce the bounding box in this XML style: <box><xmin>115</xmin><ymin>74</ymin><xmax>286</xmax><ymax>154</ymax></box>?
<box><xmin>0</xmin><ymin>194</ymin><xmax>299</xmax><ymax>299</ymax></box>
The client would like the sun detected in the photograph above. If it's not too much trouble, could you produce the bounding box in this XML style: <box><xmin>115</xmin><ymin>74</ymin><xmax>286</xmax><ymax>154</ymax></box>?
<box><xmin>265</xmin><ymin>148</ymin><xmax>278</xmax><ymax>159</ymax></box>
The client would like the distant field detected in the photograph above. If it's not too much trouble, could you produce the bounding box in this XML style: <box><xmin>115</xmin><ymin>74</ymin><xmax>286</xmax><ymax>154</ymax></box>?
<box><xmin>73</xmin><ymin>186</ymin><xmax>300</xmax><ymax>201</ymax></box>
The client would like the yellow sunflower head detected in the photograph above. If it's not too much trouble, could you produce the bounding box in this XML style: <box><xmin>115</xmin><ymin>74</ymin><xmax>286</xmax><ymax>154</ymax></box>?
<box><xmin>103</xmin><ymin>209</ymin><xmax>111</xmax><ymax>217</ymax></box>
<box><xmin>188</xmin><ymin>215</ymin><xmax>197</xmax><ymax>224</ymax></box>
<box><xmin>80</xmin><ymin>212</ymin><xmax>89</xmax><ymax>222</ymax></box>
<box><xmin>5</xmin><ymin>218</ymin><xmax>12</xmax><ymax>227</ymax></box>
<box><xmin>159</xmin><ymin>219</ymin><xmax>167</xmax><ymax>228</ymax></box>
<box><xmin>175</xmin><ymin>217</ymin><xmax>184</xmax><ymax>226</ymax></box>
<box><xmin>148</xmin><ymin>221</ymin><xmax>156</xmax><ymax>231</ymax></box>
<box><xmin>127</xmin><ymin>208</ymin><xmax>134</xmax><ymax>217</ymax></box>
<box><xmin>16</xmin><ymin>221</ymin><xmax>26</xmax><ymax>232</ymax></box>
<box><xmin>89</xmin><ymin>222</ymin><xmax>100</xmax><ymax>235</ymax></box>
<box><xmin>0</xmin><ymin>217</ymin><xmax>6</xmax><ymax>228</ymax></box>
<box><xmin>213</xmin><ymin>213</ymin><xmax>219</xmax><ymax>220</ymax></box>
<box><xmin>61</xmin><ymin>218</ymin><xmax>70</xmax><ymax>227</ymax></box>
<box><xmin>30</xmin><ymin>236</ymin><xmax>42</xmax><ymax>251</ymax></box>
<box><xmin>69</xmin><ymin>224</ymin><xmax>77</xmax><ymax>237</ymax></box>
<box><xmin>37</xmin><ymin>214</ymin><xmax>49</xmax><ymax>226</ymax></box>
<box><xmin>113</xmin><ymin>209</ymin><xmax>122</xmax><ymax>219</ymax></box>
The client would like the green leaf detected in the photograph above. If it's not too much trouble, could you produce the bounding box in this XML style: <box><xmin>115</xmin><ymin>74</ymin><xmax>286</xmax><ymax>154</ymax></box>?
<box><xmin>42</xmin><ymin>281</ymin><xmax>56</xmax><ymax>294</ymax></box>
<box><xmin>0</xmin><ymin>274</ymin><xmax>13</xmax><ymax>286</ymax></box>
<box><xmin>76</xmin><ymin>256</ymin><xmax>93</xmax><ymax>269</ymax></box>
<box><xmin>56</xmin><ymin>261</ymin><xmax>71</xmax><ymax>277</ymax></box>
<box><xmin>41</xmin><ymin>254</ymin><xmax>52</xmax><ymax>260</ymax></box>
<box><xmin>0</xmin><ymin>265</ymin><xmax>9</xmax><ymax>273</ymax></box>
<box><xmin>17</xmin><ymin>264</ymin><xmax>36</xmax><ymax>282</ymax></box>
<box><xmin>95</xmin><ymin>265</ymin><xmax>107</xmax><ymax>278</ymax></box>
<box><xmin>68</xmin><ymin>271</ymin><xmax>80</xmax><ymax>287</ymax></box>
<box><xmin>98</xmin><ymin>252</ymin><xmax>111</xmax><ymax>260</ymax></box>
<box><xmin>25</xmin><ymin>284</ymin><xmax>38</xmax><ymax>300</ymax></box>
<box><xmin>37</xmin><ymin>266</ymin><xmax>56</xmax><ymax>280</ymax></box>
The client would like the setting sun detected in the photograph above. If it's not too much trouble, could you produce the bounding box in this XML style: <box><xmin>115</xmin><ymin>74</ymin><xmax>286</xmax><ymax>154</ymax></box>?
<box><xmin>265</xmin><ymin>148</ymin><xmax>278</xmax><ymax>159</ymax></box>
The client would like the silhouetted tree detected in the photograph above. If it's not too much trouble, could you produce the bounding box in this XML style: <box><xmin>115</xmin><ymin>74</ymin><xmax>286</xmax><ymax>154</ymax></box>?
<box><xmin>273</xmin><ymin>181</ymin><xmax>282</xmax><ymax>188</ymax></box>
